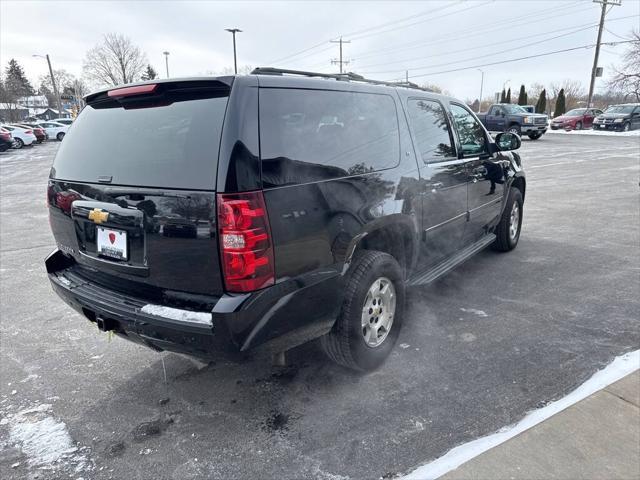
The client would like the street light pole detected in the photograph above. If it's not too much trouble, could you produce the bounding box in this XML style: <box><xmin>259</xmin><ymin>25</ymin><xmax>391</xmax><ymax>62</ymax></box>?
<box><xmin>477</xmin><ymin>68</ymin><xmax>485</xmax><ymax>112</ymax></box>
<box><xmin>225</xmin><ymin>28</ymin><xmax>242</xmax><ymax>74</ymax></box>
<box><xmin>33</xmin><ymin>54</ymin><xmax>63</xmax><ymax>117</ymax></box>
<box><xmin>163</xmin><ymin>51</ymin><xmax>170</xmax><ymax>78</ymax></box>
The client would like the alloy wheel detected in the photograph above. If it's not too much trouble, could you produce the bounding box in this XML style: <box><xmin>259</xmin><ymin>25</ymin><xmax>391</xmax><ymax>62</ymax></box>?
<box><xmin>361</xmin><ymin>277</ymin><xmax>396</xmax><ymax>348</ymax></box>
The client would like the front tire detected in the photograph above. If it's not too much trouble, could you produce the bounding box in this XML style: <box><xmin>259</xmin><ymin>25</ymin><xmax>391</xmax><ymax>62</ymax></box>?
<box><xmin>527</xmin><ymin>132</ymin><xmax>542</xmax><ymax>140</ymax></box>
<box><xmin>321</xmin><ymin>251</ymin><xmax>405</xmax><ymax>371</ymax></box>
<box><xmin>56</xmin><ymin>132</ymin><xmax>65</xmax><ymax>141</ymax></box>
<box><xmin>622</xmin><ymin>122</ymin><xmax>631</xmax><ymax>132</ymax></box>
<box><xmin>507</xmin><ymin>124</ymin><xmax>521</xmax><ymax>136</ymax></box>
<box><xmin>575</xmin><ymin>121</ymin><xmax>583</xmax><ymax>130</ymax></box>
<box><xmin>492</xmin><ymin>187</ymin><xmax>523</xmax><ymax>252</ymax></box>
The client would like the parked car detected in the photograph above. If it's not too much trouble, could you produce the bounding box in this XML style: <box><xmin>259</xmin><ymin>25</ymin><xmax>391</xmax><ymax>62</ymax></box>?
<box><xmin>45</xmin><ymin>71</ymin><xmax>526</xmax><ymax>371</ymax></box>
<box><xmin>477</xmin><ymin>103</ymin><xmax>548</xmax><ymax>140</ymax></box>
<box><xmin>0</xmin><ymin>127</ymin><xmax>13</xmax><ymax>152</ymax></box>
<box><xmin>550</xmin><ymin>108</ymin><xmax>603</xmax><ymax>130</ymax></box>
<box><xmin>37</xmin><ymin>121</ymin><xmax>69</xmax><ymax>141</ymax></box>
<box><xmin>593</xmin><ymin>104</ymin><xmax>640</xmax><ymax>132</ymax></box>
<box><xmin>51</xmin><ymin>118</ymin><xmax>73</xmax><ymax>126</ymax></box>
<box><xmin>16</xmin><ymin>123</ymin><xmax>47</xmax><ymax>143</ymax></box>
<box><xmin>1</xmin><ymin>124</ymin><xmax>36</xmax><ymax>148</ymax></box>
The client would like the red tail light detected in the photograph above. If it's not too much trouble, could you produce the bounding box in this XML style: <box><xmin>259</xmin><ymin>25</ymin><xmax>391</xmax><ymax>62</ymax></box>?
<box><xmin>217</xmin><ymin>191</ymin><xmax>275</xmax><ymax>293</ymax></box>
<box><xmin>25</xmin><ymin>130</ymin><xmax>32</xmax><ymax>134</ymax></box>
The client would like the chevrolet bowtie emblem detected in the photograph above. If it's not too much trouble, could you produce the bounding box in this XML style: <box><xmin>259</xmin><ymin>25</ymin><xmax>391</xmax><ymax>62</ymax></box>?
<box><xmin>88</xmin><ymin>208</ymin><xmax>109</xmax><ymax>224</ymax></box>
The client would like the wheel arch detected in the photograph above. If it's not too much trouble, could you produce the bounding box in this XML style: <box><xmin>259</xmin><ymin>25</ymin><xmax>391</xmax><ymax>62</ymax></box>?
<box><xmin>345</xmin><ymin>215</ymin><xmax>418</xmax><ymax>279</ymax></box>
<box><xmin>511</xmin><ymin>174</ymin><xmax>526</xmax><ymax>201</ymax></box>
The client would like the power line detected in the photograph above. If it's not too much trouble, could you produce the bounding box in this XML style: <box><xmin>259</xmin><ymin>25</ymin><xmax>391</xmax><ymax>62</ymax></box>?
<box><xmin>266</xmin><ymin>1</ymin><xmax>464</xmax><ymax>65</ymax></box>
<box><xmin>356</xmin><ymin>15</ymin><xmax>640</xmax><ymax>75</ymax></box>
<box><xmin>350</xmin><ymin>0</ymin><xmax>586</xmax><ymax>63</ymax></box>
<box><xmin>399</xmin><ymin>40</ymin><xmax>635</xmax><ymax>81</ymax></box>
<box><xmin>347</xmin><ymin>1</ymin><xmax>490</xmax><ymax>42</ymax></box>
<box><xmin>356</xmin><ymin>22</ymin><xmax>600</xmax><ymax>71</ymax></box>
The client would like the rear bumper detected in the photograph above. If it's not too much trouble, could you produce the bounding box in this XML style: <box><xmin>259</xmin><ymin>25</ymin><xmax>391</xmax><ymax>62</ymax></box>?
<box><xmin>46</xmin><ymin>249</ymin><xmax>341</xmax><ymax>359</ymax></box>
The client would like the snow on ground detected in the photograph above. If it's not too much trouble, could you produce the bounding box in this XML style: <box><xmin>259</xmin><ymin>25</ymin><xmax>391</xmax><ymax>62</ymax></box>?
<box><xmin>546</xmin><ymin>128</ymin><xmax>640</xmax><ymax>137</ymax></box>
<box><xmin>5</xmin><ymin>403</ymin><xmax>92</xmax><ymax>473</ymax></box>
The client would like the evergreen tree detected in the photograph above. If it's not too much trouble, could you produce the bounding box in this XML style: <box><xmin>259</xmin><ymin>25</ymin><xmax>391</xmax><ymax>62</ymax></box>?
<box><xmin>500</xmin><ymin>88</ymin><xmax>506</xmax><ymax>103</ymax></box>
<box><xmin>141</xmin><ymin>64</ymin><xmax>158</xmax><ymax>81</ymax></box>
<box><xmin>555</xmin><ymin>88</ymin><xmax>566</xmax><ymax>117</ymax></box>
<box><xmin>506</xmin><ymin>87</ymin><xmax>511</xmax><ymax>104</ymax></box>
<box><xmin>535</xmin><ymin>89</ymin><xmax>547</xmax><ymax>113</ymax></box>
<box><xmin>518</xmin><ymin>85</ymin><xmax>528</xmax><ymax>105</ymax></box>
<box><xmin>5</xmin><ymin>59</ymin><xmax>35</xmax><ymax>98</ymax></box>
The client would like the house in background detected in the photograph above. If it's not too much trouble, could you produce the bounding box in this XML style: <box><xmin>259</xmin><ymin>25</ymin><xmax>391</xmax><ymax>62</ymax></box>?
<box><xmin>17</xmin><ymin>95</ymin><xmax>49</xmax><ymax>109</ymax></box>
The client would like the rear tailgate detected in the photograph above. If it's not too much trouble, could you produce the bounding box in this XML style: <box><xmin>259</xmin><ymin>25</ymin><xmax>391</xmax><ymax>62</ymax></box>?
<box><xmin>48</xmin><ymin>79</ymin><xmax>231</xmax><ymax>301</ymax></box>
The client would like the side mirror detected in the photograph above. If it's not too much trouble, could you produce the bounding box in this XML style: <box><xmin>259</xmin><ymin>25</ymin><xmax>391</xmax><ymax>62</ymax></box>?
<box><xmin>495</xmin><ymin>132</ymin><xmax>521</xmax><ymax>151</ymax></box>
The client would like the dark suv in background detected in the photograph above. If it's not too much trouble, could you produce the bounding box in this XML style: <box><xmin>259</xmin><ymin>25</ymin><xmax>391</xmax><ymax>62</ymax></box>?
<box><xmin>593</xmin><ymin>103</ymin><xmax>640</xmax><ymax>132</ymax></box>
<box><xmin>46</xmin><ymin>69</ymin><xmax>526</xmax><ymax>371</ymax></box>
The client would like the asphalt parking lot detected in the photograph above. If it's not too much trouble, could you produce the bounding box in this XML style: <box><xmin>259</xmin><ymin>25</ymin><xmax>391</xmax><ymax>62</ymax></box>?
<box><xmin>1</xmin><ymin>133</ymin><xmax>639</xmax><ymax>480</ymax></box>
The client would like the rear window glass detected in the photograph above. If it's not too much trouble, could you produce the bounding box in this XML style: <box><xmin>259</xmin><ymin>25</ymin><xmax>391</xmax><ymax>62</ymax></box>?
<box><xmin>51</xmin><ymin>95</ymin><xmax>228</xmax><ymax>190</ymax></box>
<box><xmin>259</xmin><ymin>88</ymin><xmax>400</xmax><ymax>187</ymax></box>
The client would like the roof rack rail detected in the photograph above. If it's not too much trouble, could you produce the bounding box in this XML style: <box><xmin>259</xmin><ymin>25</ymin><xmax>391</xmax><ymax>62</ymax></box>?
<box><xmin>250</xmin><ymin>67</ymin><xmax>432</xmax><ymax>92</ymax></box>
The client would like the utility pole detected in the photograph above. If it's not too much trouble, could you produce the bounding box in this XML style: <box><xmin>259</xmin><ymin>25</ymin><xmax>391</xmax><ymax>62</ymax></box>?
<box><xmin>163</xmin><ymin>51</ymin><xmax>170</xmax><ymax>78</ymax></box>
<box><xmin>225</xmin><ymin>28</ymin><xmax>242</xmax><ymax>74</ymax></box>
<box><xmin>477</xmin><ymin>68</ymin><xmax>485</xmax><ymax>112</ymax></box>
<box><xmin>588</xmin><ymin>0</ymin><xmax>619</xmax><ymax>107</ymax></box>
<box><xmin>33</xmin><ymin>54</ymin><xmax>62</xmax><ymax>117</ymax></box>
<box><xmin>330</xmin><ymin>37</ymin><xmax>351</xmax><ymax>73</ymax></box>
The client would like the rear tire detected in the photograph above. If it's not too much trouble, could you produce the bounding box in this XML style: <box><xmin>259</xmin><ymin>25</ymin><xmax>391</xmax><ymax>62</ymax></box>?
<box><xmin>492</xmin><ymin>187</ymin><xmax>523</xmax><ymax>252</ymax></box>
<box><xmin>321</xmin><ymin>250</ymin><xmax>404</xmax><ymax>371</ymax></box>
<box><xmin>56</xmin><ymin>132</ymin><xmax>65</xmax><ymax>141</ymax></box>
<box><xmin>12</xmin><ymin>138</ymin><xmax>24</xmax><ymax>149</ymax></box>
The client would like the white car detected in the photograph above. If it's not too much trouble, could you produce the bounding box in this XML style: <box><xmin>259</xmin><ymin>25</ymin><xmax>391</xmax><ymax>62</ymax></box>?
<box><xmin>51</xmin><ymin>118</ymin><xmax>73</xmax><ymax>126</ymax></box>
<box><xmin>1</xmin><ymin>124</ymin><xmax>36</xmax><ymax>148</ymax></box>
<box><xmin>38</xmin><ymin>121</ymin><xmax>69</xmax><ymax>141</ymax></box>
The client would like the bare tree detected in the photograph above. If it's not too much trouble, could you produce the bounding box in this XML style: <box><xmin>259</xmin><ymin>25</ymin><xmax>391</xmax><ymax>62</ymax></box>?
<box><xmin>608</xmin><ymin>30</ymin><xmax>640</xmax><ymax>102</ymax></box>
<box><xmin>83</xmin><ymin>33</ymin><xmax>148</xmax><ymax>87</ymax></box>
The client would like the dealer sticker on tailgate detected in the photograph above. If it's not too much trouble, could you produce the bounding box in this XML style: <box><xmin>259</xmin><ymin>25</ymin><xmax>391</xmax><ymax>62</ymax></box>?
<box><xmin>97</xmin><ymin>227</ymin><xmax>128</xmax><ymax>260</ymax></box>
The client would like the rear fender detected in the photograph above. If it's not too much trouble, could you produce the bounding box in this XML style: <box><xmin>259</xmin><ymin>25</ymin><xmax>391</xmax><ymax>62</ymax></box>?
<box><xmin>343</xmin><ymin>214</ymin><xmax>419</xmax><ymax>277</ymax></box>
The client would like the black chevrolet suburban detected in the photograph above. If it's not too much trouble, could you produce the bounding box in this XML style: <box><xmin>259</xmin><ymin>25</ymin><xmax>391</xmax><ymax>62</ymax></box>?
<box><xmin>46</xmin><ymin>68</ymin><xmax>526</xmax><ymax>371</ymax></box>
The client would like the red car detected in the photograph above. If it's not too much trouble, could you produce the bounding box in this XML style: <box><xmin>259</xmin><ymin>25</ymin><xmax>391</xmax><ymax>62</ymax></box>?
<box><xmin>550</xmin><ymin>108</ymin><xmax>603</xmax><ymax>130</ymax></box>
<box><xmin>0</xmin><ymin>127</ymin><xmax>12</xmax><ymax>152</ymax></box>
<box><xmin>19</xmin><ymin>123</ymin><xmax>48</xmax><ymax>143</ymax></box>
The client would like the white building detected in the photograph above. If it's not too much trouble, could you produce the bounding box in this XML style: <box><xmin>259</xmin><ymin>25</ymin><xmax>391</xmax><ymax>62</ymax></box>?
<box><xmin>17</xmin><ymin>95</ymin><xmax>49</xmax><ymax>108</ymax></box>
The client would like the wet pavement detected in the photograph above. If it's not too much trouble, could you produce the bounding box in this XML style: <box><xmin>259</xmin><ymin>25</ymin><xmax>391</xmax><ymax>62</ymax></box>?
<box><xmin>1</xmin><ymin>134</ymin><xmax>639</xmax><ymax>479</ymax></box>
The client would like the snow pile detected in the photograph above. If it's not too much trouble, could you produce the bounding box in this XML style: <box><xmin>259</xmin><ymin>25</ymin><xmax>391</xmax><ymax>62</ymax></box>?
<box><xmin>547</xmin><ymin>128</ymin><xmax>640</xmax><ymax>137</ymax></box>
<box><xmin>8</xmin><ymin>403</ymin><xmax>90</xmax><ymax>471</ymax></box>
<box><xmin>141</xmin><ymin>304</ymin><xmax>212</xmax><ymax>325</ymax></box>
<box><xmin>402</xmin><ymin>349</ymin><xmax>640</xmax><ymax>480</ymax></box>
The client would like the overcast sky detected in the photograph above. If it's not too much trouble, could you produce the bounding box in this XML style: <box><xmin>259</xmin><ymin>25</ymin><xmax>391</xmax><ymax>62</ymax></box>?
<box><xmin>1</xmin><ymin>0</ymin><xmax>638</xmax><ymax>100</ymax></box>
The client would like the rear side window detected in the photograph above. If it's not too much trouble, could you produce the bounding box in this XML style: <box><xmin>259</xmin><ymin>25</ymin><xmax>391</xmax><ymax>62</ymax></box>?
<box><xmin>259</xmin><ymin>88</ymin><xmax>400</xmax><ymax>187</ymax></box>
<box><xmin>51</xmin><ymin>95</ymin><xmax>228</xmax><ymax>190</ymax></box>
<box><xmin>407</xmin><ymin>99</ymin><xmax>455</xmax><ymax>162</ymax></box>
